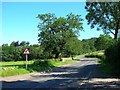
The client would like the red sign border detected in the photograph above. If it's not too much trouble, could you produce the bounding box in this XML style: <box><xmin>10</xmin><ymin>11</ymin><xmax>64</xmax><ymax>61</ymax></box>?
<box><xmin>23</xmin><ymin>48</ymin><xmax>30</xmax><ymax>54</ymax></box>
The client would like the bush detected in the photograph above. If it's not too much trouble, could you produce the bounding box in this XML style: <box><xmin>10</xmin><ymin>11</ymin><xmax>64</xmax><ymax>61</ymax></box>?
<box><xmin>33</xmin><ymin>60</ymin><xmax>54</xmax><ymax>67</ymax></box>
<box><xmin>105</xmin><ymin>39</ymin><xmax>120</xmax><ymax>76</ymax></box>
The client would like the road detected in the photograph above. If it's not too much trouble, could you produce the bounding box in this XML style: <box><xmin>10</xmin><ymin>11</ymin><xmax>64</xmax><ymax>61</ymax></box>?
<box><xmin>1</xmin><ymin>56</ymin><xmax>120</xmax><ymax>89</ymax></box>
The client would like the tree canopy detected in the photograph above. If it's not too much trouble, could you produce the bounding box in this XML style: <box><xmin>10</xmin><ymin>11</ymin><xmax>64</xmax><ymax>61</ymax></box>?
<box><xmin>2</xmin><ymin>34</ymin><xmax>113</xmax><ymax>61</ymax></box>
<box><xmin>37</xmin><ymin>13</ymin><xmax>83</xmax><ymax>58</ymax></box>
<box><xmin>85</xmin><ymin>2</ymin><xmax>120</xmax><ymax>39</ymax></box>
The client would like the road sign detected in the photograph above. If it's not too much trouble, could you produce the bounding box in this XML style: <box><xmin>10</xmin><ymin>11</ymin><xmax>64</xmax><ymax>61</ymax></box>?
<box><xmin>23</xmin><ymin>48</ymin><xmax>30</xmax><ymax>69</ymax></box>
<box><xmin>23</xmin><ymin>48</ymin><xmax>30</xmax><ymax>54</ymax></box>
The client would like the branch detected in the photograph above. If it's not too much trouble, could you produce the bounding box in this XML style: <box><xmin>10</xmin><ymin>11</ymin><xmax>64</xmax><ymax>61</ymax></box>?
<box><xmin>108</xmin><ymin>29</ymin><xmax>115</xmax><ymax>35</ymax></box>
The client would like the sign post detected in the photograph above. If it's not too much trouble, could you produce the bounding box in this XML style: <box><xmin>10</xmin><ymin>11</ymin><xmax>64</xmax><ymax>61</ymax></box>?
<box><xmin>26</xmin><ymin>54</ymin><xmax>28</xmax><ymax>69</ymax></box>
<box><xmin>23</xmin><ymin>48</ymin><xmax>30</xmax><ymax>69</ymax></box>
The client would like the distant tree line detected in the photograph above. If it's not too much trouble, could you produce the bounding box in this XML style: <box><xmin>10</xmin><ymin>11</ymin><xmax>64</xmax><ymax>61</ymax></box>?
<box><xmin>1</xmin><ymin>34</ymin><xmax>113</xmax><ymax>62</ymax></box>
<box><xmin>1</xmin><ymin>41</ymin><xmax>43</xmax><ymax>61</ymax></box>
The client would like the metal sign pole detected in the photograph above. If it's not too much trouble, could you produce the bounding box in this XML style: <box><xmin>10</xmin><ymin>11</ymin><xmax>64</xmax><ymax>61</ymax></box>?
<box><xmin>26</xmin><ymin>54</ymin><xmax>28</xmax><ymax>69</ymax></box>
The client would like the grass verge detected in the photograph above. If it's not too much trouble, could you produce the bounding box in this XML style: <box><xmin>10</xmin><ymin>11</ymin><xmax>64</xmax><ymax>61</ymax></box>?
<box><xmin>1</xmin><ymin>58</ymin><xmax>80</xmax><ymax>77</ymax></box>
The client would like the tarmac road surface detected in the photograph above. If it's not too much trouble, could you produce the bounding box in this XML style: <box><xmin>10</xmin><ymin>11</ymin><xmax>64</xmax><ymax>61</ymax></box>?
<box><xmin>1</xmin><ymin>56</ymin><xmax>120</xmax><ymax>90</ymax></box>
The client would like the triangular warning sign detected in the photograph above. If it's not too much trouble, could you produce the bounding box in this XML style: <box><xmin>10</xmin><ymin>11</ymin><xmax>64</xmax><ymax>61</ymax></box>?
<box><xmin>23</xmin><ymin>48</ymin><xmax>30</xmax><ymax>54</ymax></box>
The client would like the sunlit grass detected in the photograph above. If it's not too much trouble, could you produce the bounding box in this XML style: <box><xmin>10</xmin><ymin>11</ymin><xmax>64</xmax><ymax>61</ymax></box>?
<box><xmin>1</xmin><ymin>58</ymin><xmax>80</xmax><ymax>77</ymax></box>
<box><xmin>85</xmin><ymin>50</ymin><xmax>104</xmax><ymax>59</ymax></box>
<box><xmin>0</xmin><ymin>60</ymin><xmax>35</xmax><ymax>67</ymax></box>
<box><xmin>2</xmin><ymin>68</ymin><xmax>29</xmax><ymax>77</ymax></box>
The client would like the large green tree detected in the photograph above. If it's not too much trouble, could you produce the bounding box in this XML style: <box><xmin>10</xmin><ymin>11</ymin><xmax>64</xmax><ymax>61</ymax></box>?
<box><xmin>85</xmin><ymin>2</ymin><xmax>120</xmax><ymax>39</ymax></box>
<box><xmin>37</xmin><ymin>13</ymin><xmax>83</xmax><ymax>58</ymax></box>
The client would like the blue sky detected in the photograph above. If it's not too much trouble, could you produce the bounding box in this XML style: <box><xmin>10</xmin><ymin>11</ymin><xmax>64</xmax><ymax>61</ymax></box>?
<box><xmin>2</xmin><ymin>2</ymin><xmax>104</xmax><ymax>45</ymax></box>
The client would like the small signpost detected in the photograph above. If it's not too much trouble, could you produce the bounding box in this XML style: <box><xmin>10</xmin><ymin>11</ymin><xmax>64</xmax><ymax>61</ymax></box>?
<box><xmin>23</xmin><ymin>48</ymin><xmax>30</xmax><ymax>69</ymax></box>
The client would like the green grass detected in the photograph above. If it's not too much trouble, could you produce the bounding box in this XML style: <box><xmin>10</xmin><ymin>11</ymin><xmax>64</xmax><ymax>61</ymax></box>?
<box><xmin>85</xmin><ymin>50</ymin><xmax>104</xmax><ymax>59</ymax></box>
<box><xmin>0</xmin><ymin>60</ymin><xmax>34</xmax><ymax>67</ymax></box>
<box><xmin>1</xmin><ymin>58</ymin><xmax>80</xmax><ymax>77</ymax></box>
<box><xmin>50</xmin><ymin>59</ymin><xmax>76</xmax><ymax>67</ymax></box>
<box><xmin>2</xmin><ymin>68</ymin><xmax>29</xmax><ymax>77</ymax></box>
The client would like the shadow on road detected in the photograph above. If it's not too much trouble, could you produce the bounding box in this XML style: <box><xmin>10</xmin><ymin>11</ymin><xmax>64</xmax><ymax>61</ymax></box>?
<box><xmin>2</xmin><ymin>63</ymin><xmax>120</xmax><ymax>89</ymax></box>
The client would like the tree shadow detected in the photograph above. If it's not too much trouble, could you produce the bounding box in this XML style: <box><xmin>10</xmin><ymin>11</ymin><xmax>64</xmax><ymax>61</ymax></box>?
<box><xmin>2</xmin><ymin>61</ymin><xmax>56</xmax><ymax>73</ymax></box>
<box><xmin>2</xmin><ymin>61</ymin><xmax>120</xmax><ymax>89</ymax></box>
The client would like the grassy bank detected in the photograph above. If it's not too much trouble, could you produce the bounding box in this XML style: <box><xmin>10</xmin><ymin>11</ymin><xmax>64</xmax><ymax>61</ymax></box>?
<box><xmin>1</xmin><ymin>58</ymin><xmax>80</xmax><ymax>77</ymax></box>
<box><xmin>85</xmin><ymin>50</ymin><xmax>104</xmax><ymax>59</ymax></box>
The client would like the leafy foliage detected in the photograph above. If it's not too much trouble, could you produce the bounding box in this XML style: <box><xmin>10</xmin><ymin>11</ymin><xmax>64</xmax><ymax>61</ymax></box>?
<box><xmin>94</xmin><ymin>34</ymin><xmax>113</xmax><ymax>50</ymax></box>
<box><xmin>2</xmin><ymin>42</ymin><xmax>44</xmax><ymax>61</ymax></box>
<box><xmin>81</xmin><ymin>38</ymin><xmax>96</xmax><ymax>53</ymax></box>
<box><xmin>37</xmin><ymin>13</ymin><xmax>83</xmax><ymax>58</ymax></box>
<box><xmin>105</xmin><ymin>39</ymin><xmax>120</xmax><ymax>75</ymax></box>
<box><xmin>0</xmin><ymin>39</ymin><xmax>91</xmax><ymax>61</ymax></box>
<box><xmin>85</xmin><ymin>2</ymin><xmax>120</xmax><ymax>39</ymax></box>
<box><xmin>63</xmin><ymin>36</ymin><xmax>82</xmax><ymax>57</ymax></box>
<box><xmin>85</xmin><ymin>50</ymin><xmax>104</xmax><ymax>60</ymax></box>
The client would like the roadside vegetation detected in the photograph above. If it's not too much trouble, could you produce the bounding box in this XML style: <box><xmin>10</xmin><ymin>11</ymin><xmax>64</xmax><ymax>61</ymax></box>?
<box><xmin>1</xmin><ymin>13</ymin><xmax>95</xmax><ymax>77</ymax></box>
<box><xmin>85</xmin><ymin>39</ymin><xmax>120</xmax><ymax>76</ymax></box>
<box><xmin>85</xmin><ymin>2</ymin><xmax>120</xmax><ymax>77</ymax></box>
<box><xmin>1</xmin><ymin>33</ymin><xmax>118</xmax><ymax>77</ymax></box>
<box><xmin>85</xmin><ymin>50</ymin><xmax>104</xmax><ymax>59</ymax></box>
<box><xmin>104</xmin><ymin>39</ymin><xmax>120</xmax><ymax>76</ymax></box>
<box><xmin>1</xmin><ymin>58</ymin><xmax>80</xmax><ymax>77</ymax></box>
<box><xmin>1</xmin><ymin>2</ymin><xmax>120</xmax><ymax>77</ymax></box>
<box><xmin>1</xmin><ymin>34</ymin><xmax>115</xmax><ymax>77</ymax></box>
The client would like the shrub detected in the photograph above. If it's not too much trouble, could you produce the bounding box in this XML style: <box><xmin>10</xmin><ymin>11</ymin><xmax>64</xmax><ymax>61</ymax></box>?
<box><xmin>105</xmin><ymin>39</ymin><xmax>120</xmax><ymax>76</ymax></box>
<box><xmin>33</xmin><ymin>60</ymin><xmax>54</xmax><ymax>68</ymax></box>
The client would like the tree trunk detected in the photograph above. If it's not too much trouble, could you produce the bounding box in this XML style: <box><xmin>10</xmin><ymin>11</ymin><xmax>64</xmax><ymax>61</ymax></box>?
<box><xmin>114</xmin><ymin>22</ymin><xmax>119</xmax><ymax>39</ymax></box>
<box><xmin>72</xmin><ymin>56</ymin><xmax>74</xmax><ymax>60</ymax></box>
<box><xmin>55</xmin><ymin>53</ymin><xmax>59</xmax><ymax>59</ymax></box>
<box><xmin>71</xmin><ymin>55</ymin><xmax>74</xmax><ymax>60</ymax></box>
<box><xmin>114</xmin><ymin>29</ymin><xmax>118</xmax><ymax>39</ymax></box>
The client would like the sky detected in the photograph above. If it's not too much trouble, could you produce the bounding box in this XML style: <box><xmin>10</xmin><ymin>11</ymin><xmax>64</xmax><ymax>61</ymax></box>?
<box><xmin>2</xmin><ymin>2</ymin><xmax>105</xmax><ymax>45</ymax></box>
